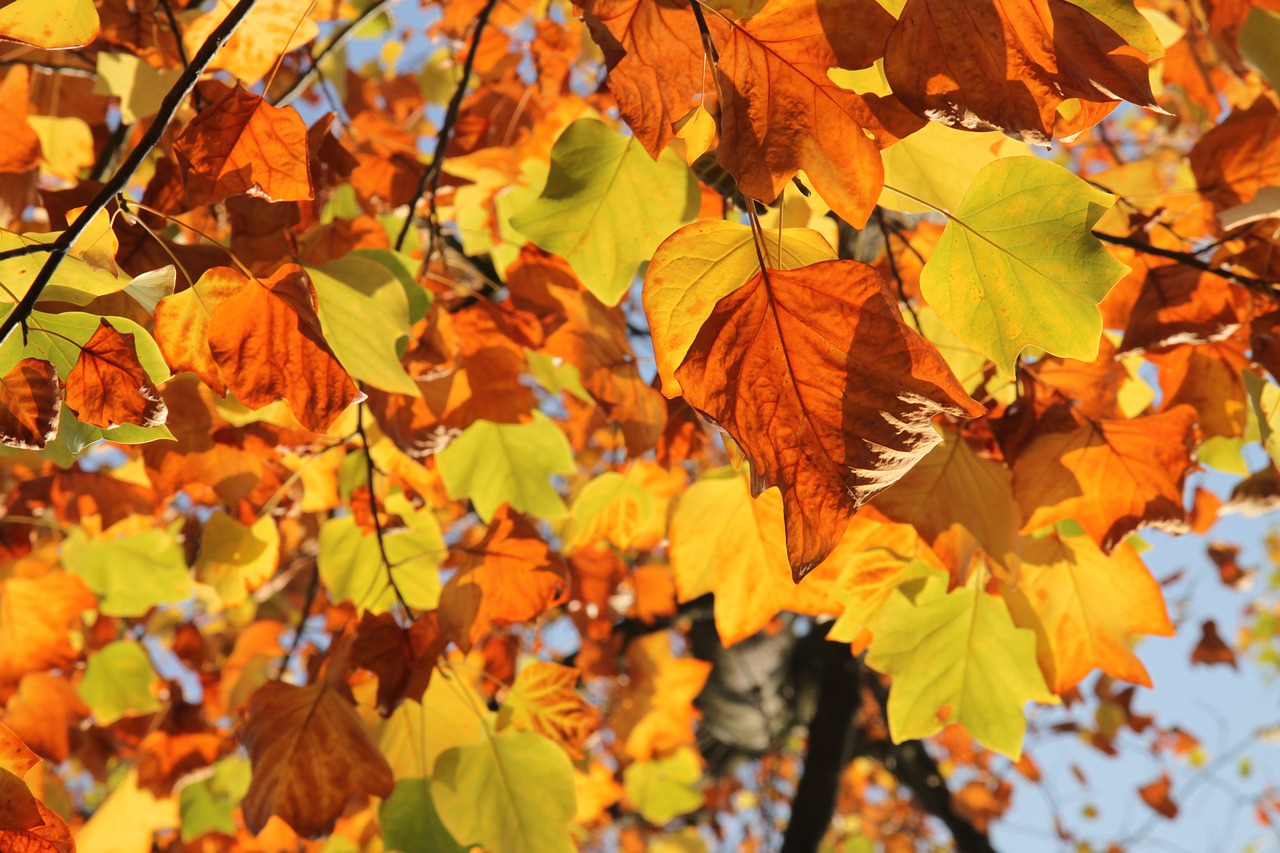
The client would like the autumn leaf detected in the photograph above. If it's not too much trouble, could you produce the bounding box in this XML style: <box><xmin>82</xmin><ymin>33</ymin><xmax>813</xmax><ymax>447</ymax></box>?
<box><xmin>712</xmin><ymin>0</ymin><xmax>896</xmax><ymax>226</ymax></box>
<box><xmin>1138</xmin><ymin>773</ymin><xmax>1179</xmax><ymax>819</ymax></box>
<box><xmin>884</xmin><ymin>0</ymin><xmax>1158</xmax><ymax>145</ymax></box>
<box><xmin>0</xmin><ymin>722</ymin><xmax>41</xmax><ymax>832</ymax></box>
<box><xmin>675</xmin><ymin>259</ymin><xmax>983</xmax><ymax>575</ymax></box>
<box><xmin>241</xmin><ymin>676</ymin><xmax>395</xmax><ymax>836</ymax></box>
<box><xmin>174</xmin><ymin>83</ymin><xmax>313</xmax><ymax>207</ymax></box>
<box><xmin>865</xmin><ymin>566</ymin><xmax>1056</xmax><ymax>759</ymax></box>
<box><xmin>64</xmin><ymin>319</ymin><xmax>167</xmax><ymax>429</ymax></box>
<box><xmin>0</xmin><ymin>0</ymin><xmax>98</xmax><ymax>48</ymax></box>
<box><xmin>509</xmin><ymin>118</ymin><xmax>699</xmax><ymax>305</ymax></box>
<box><xmin>431</xmin><ymin>731</ymin><xmax>577</xmax><ymax>853</ymax></box>
<box><xmin>77</xmin><ymin>639</ymin><xmax>162</xmax><ymax>725</ymax></box>
<box><xmin>438</xmin><ymin>506</ymin><xmax>570</xmax><ymax>650</ymax></box>
<box><xmin>0</xmin><ymin>573</ymin><xmax>96</xmax><ymax>690</ymax></box>
<box><xmin>1190</xmin><ymin>97</ymin><xmax>1280</xmax><ymax>210</ymax></box>
<box><xmin>0</xmin><ymin>800</ymin><xmax>74</xmax><ymax>853</ymax></box>
<box><xmin>182</xmin><ymin>0</ymin><xmax>319</xmax><ymax>85</ymax></box>
<box><xmin>205</xmin><ymin>264</ymin><xmax>361</xmax><ymax>432</ymax></box>
<box><xmin>623</xmin><ymin>747</ymin><xmax>705</xmax><ymax>825</ymax></box>
<box><xmin>192</xmin><ymin>511</ymin><xmax>280</xmax><ymax>608</ymax></box>
<box><xmin>0</xmin><ymin>358</ymin><xmax>60</xmax><ymax>449</ymax></box>
<box><xmin>919</xmin><ymin>156</ymin><xmax>1129</xmax><ymax>374</ymax></box>
<box><xmin>644</xmin><ymin>220</ymin><xmax>836</xmax><ymax>397</ymax></box>
<box><xmin>1012</xmin><ymin>406</ymin><xmax>1199</xmax><ymax>550</ymax></box>
<box><xmin>668</xmin><ymin>471</ymin><xmax>844</xmax><ymax>645</ymax></box>
<box><xmin>1190</xmin><ymin>619</ymin><xmax>1238</xmax><ymax>669</ymax></box>
<box><xmin>500</xmin><ymin>660</ymin><xmax>599</xmax><ymax>758</ymax></box>
<box><xmin>1000</xmin><ymin>533</ymin><xmax>1174</xmax><ymax>692</ymax></box>
<box><xmin>436</xmin><ymin>414</ymin><xmax>576</xmax><ymax>521</ymax></box>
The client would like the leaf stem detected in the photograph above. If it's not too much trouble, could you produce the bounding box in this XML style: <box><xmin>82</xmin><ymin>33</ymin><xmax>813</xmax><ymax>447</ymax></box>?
<box><xmin>0</xmin><ymin>0</ymin><xmax>263</xmax><ymax>348</ymax></box>
<box><xmin>274</xmin><ymin>0</ymin><xmax>393</xmax><ymax>108</ymax></box>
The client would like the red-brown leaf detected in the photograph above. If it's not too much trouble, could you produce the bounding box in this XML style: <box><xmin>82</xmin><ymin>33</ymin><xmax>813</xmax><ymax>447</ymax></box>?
<box><xmin>674</xmin><ymin>260</ymin><xmax>984</xmax><ymax>577</ymax></box>
<box><xmin>0</xmin><ymin>358</ymin><xmax>60</xmax><ymax>449</ymax></box>
<box><xmin>64</xmin><ymin>320</ymin><xmax>167</xmax><ymax>429</ymax></box>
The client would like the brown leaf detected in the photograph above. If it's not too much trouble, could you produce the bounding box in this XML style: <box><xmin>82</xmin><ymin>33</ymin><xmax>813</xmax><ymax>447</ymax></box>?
<box><xmin>1190</xmin><ymin>619</ymin><xmax>1238</xmax><ymax>669</ymax></box>
<box><xmin>1012</xmin><ymin>406</ymin><xmax>1199</xmax><ymax>550</ymax></box>
<box><xmin>440</xmin><ymin>506</ymin><xmax>570</xmax><ymax>651</ymax></box>
<box><xmin>0</xmin><ymin>800</ymin><xmax>74</xmax><ymax>853</ymax></box>
<box><xmin>1190</xmin><ymin>97</ymin><xmax>1280</xmax><ymax>211</ymax></box>
<box><xmin>206</xmin><ymin>264</ymin><xmax>361</xmax><ymax>432</ymax></box>
<box><xmin>241</xmin><ymin>678</ymin><xmax>394</xmax><ymax>836</ymax></box>
<box><xmin>0</xmin><ymin>358</ymin><xmax>60</xmax><ymax>449</ymax></box>
<box><xmin>1207</xmin><ymin>542</ymin><xmax>1252</xmax><ymax>588</ymax></box>
<box><xmin>1138</xmin><ymin>773</ymin><xmax>1179</xmax><ymax>819</ymax></box>
<box><xmin>174</xmin><ymin>82</ymin><xmax>313</xmax><ymax>206</ymax></box>
<box><xmin>64</xmin><ymin>320</ymin><xmax>167</xmax><ymax>429</ymax></box>
<box><xmin>885</xmin><ymin>0</ymin><xmax>1158</xmax><ymax>145</ymax></box>
<box><xmin>1118</xmin><ymin>266</ymin><xmax>1247</xmax><ymax>354</ymax></box>
<box><xmin>675</xmin><ymin>260</ymin><xmax>984</xmax><ymax>577</ymax></box>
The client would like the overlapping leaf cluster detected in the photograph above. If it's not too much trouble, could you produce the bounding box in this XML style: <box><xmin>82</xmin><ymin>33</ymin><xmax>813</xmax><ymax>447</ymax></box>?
<box><xmin>0</xmin><ymin>0</ymin><xmax>1278</xmax><ymax>849</ymax></box>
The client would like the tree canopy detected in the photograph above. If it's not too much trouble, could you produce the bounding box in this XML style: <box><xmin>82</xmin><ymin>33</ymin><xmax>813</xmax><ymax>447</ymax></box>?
<box><xmin>0</xmin><ymin>0</ymin><xmax>1279</xmax><ymax>851</ymax></box>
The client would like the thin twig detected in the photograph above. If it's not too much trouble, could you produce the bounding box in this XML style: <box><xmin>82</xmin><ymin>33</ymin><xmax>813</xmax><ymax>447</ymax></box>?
<box><xmin>0</xmin><ymin>243</ymin><xmax>54</xmax><ymax>264</ymax></box>
<box><xmin>274</xmin><ymin>0</ymin><xmax>393</xmax><ymax>108</ymax></box>
<box><xmin>156</xmin><ymin>0</ymin><xmax>191</xmax><ymax>69</ymax></box>
<box><xmin>875</xmin><ymin>207</ymin><xmax>921</xmax><ymax>329</ymax></box>
<box><xmin>88</xmin><ymin>120</ymin><xmax>131</xmax><ymax>182</ymax></box>
<box><xmin>1092</xmin><ymin>230</ymin><xmax>1280</xmax><ymax>294</ymax></box>
<box><xmin>0</xmin><ymin>0</ymin><xmax>261</xmax><ymax>347</ymax></box>
<box><xmin>354</xmin><ymin>398</ymin><xmax>413</xmax><ymax>613</ymax></box>
<box><xmin>393</xmin><ymin>0</ymin><xmax>500</xmax><ymax>254</ymax></box>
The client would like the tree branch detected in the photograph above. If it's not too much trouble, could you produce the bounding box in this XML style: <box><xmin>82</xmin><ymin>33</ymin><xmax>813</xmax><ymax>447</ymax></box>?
<box><xmin>0</xmin><ymin>0</ymin><xmax>262</xmax><ymax>347</ymax></box>
<box><xmin>780</xmin><ymin>637</ymin><xmax>862</xmax><ymax>853</ymax></box>
<box><xmin>1092</xmin><ymin>230</ymin><xmax>1280</xmax><ymax>295</ymax></box>
<box><xmin>273</xmin><ymin>0</ymin><xmax>393</xmax><ymax>108</ymax></box>
<box><xmin>393</xmin><ymin>0</ymin><xmax>500</xmax><ymax>253</ymax></box>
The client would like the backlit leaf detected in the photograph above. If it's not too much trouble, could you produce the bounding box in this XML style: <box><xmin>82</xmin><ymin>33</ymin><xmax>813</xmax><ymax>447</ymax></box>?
<box><xmin>64</xmin><ymin>320</ymin><xmax>167</xmax><ymax>430</ymax></box>
<box><xmin>0</xmin><ymin>573</ymin><xmax>95</xmax><ymax>689</ymax></box>
<box><xmin>884</xmin><ymin>0</ymin><xmax>1158</xmax><ymax>145</ymax></box>
<box><xmin>921</xmin><ymin>156</ymin><xmax>1128</xmax><ymax>374</ymax></box>
<box><xmin>865</xmin><ymin>566</ymin><xmax>1055</xmax><ymax>758</ymax></box>
<box><xmin>501</xmin><ymin>661</ymin><xmax>598</xmax><ymax>758</ymax></box>
<box><xmin>241</xmin><ymin>678</ymin><xmax>395</xmax><ymax>836</ymax></box>
<box><xmin>0</xmin><ymin>0</ymin><xmax>98</xmax><ymax>49</ymax></box>
<box><xmin>61</xmin><ymin>526</ymin><xmax>193</xmax><ymax>617</ymax></box>
<box><xmin>431</xmin><ymin>731</ymin><xmax>577</xmax><ymax>853</ymax></box>
<box><xmin>1000</xmin><ymin>533</ymin><xmax>1174</xmax><ymax>692</ymax></box>
<box><xmin>174</xmin><ymin>83</ymin><xmax>313</xmax><ymax>207</ymax></box>
<box><xmin>675</xmin><ymin>259</ymin><xmax>984</xmax><ymax>575</ymax></box>
<box><xmin>77</xmin><ymin>640</ymin><xmax>161</xmax><ymax>725</ymax></box>
<box><xmin>509</xmin><ymin>118</ymin><xmax>699</xmax><ymax>305</ymax></box>
<box><xmin>0</xmin><ymin>358</ymin><xmax>60</xmax><ymax>449</ymax></box>
<box><xmin>436</xmin><ymin>414</ymin><xmax>575</xmax><ymax>521</ymax></box>
<box><xmin>193</xmin><ymin>512</ymin><xmax>280</xmax><ymax>609</ymax></box>
<box><xmin>623</xmin><ymin>747</ymin><xmax>704</xmax><ymax>825</ymax></box>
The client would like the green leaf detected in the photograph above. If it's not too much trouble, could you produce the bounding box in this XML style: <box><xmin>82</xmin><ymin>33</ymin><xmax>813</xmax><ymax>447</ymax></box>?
<box><xmin>61</xmin><ymin>526</ymin><xmax>193</xmax><ymax>617</ymax></box>
<box><xmin>431</xmin><ymin>731</ymin><xmax>576</xmax><ymax>853</ymax></box>
<box><xmin>193</xmin><ymin>511</ymin><xmax>280</xmax><ymax>609</ymax></box>
<box><xmin>0</xmin><ymin>235</ymin><xmax>123</xmax><ymax>308</ymax></box>
<box><xmin>1241</xmin><ymin>6</ymin><xmax>1280</xmax><ymax>92</ymax></box>
<box><xmin>564</xmin><ymin>470</ymin><xmax>656</xmax><ymax>550</ymax></box>
<box><xmin>179</xmin><ymin>755</ymin><xmax>251</xmax><ymax>841</ymax></box>
<box><xmin>865</xmin><ymin>566</ymin><xmax>1055</xmax><ymax>759</ymax></box>
<box><xmin>525</xmin><ymin>349</ymin><xmax>593</xmax><ymax>404</ymax></box>
<box><xmin>316</xmin><ymin>515</ymin><xmax>443</xmax><ymax>613</ymax></box>
<box><xmin>920</xmin><ymin>156</ymin><xmax>1128</xmax><ymax>374</ymax></box>
<box><xmin>436</xmin><ymin>414</ymin><xmax>575</xmax><ymax>522</ymax></box>
<box><xmin>1063</xmin><ymin>0</ymin><xmax>1164</xmax><ymax>59</ymax></box>
<box><xmin>622</xmin><ymin>747</ymin><xmax>705</xmax><ymax>825</ymax></box>
<box><xmin>879</xmin><ymin>121</ymin><xmax>1028</xmax><ymax>214</ymax></box>
<box><xmin>0</xmin><ymin>310</ymin><xmax>169</xmax><ymax>382</ymax></box>
<box><xmin>380</xmin><ymin>779</ymin><xmax>465</xmax><ymax>853</ymax></box>
<box><xmin>1244</xmin><ymin>371</ymin><xmax>1280</xmax><ymax>466</ymax></box>
<box><xmin>77</xmin><ymin>640</ymin><xmax>162</xmax><ymax>725</ymax></box>
<box><xmin>307</xmin><ymin>255</ymin><xmax>418</xmax><ymax>395</ymax></box>
<box><xmin>349</xmin><ymin>248</ymin><xmax>430</xmax><ymax>325</ymax></box>
<box><xmin>510</xmin><ymin>118</ymin><xmax>699</xmax><ymax>305</ymax></box>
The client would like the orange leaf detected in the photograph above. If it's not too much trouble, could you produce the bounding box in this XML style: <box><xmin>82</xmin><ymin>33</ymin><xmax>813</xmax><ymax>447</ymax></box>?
<box><xmin>2</xmin><ymin>673</ymin><xmax>85</xmax><ymax>763</ymax></box>
<box><xmin>64</xmin><ymin>319</ymin><xmax>167</xmax><ymax>429</ymax></box>
<box><xmin>241</xmin><ymin>679</ymin><xmax>394</xmax><ymax>836</ymax></box>
<box><xmin>1012</xmin><ymin>407</ymin><xmax>1199</xmax><ymax>550</ymax></box>
<box><xmin>174</xmin><ymin>82</ymin><xmax>313</xmax><ymax>206</ymax></box>
<box><xmin>206</xmin><ymin>264</ymin><xmax>361</xmax><ymax>432</ymax></box>
<box><xmin>675</xmin><ymin>260</ymin><xmax>984</xmax><ymax>577</ymax></box>
<box><xmin>1001</xmin><ymin>534</ymin><xmax>1174</xmax><ymax>693</ymax></box>
<box><xmin>153</xmin><ymin>266</ymin><xmax>248</xmax><ymax>396</ymax></box>
<box><xmin>0</xmin><ymin>723</ymin><xmax>40</xmax><ymax>832</ymax></box>
<box><xmin>0</xmin><ymin>574</ymin><xmax>96</xmax><ymax>691</ymax></box>
<box><xmin>0</xmin><ymin>358</ymin><xmax>60</xmax><ymax>450</ymax></box>
<box><xmin>884</xmin><ymin>0</ymin><xmax>1158</xmax><ymax>145</ymax></box>
<box><xmin>610</xmin><ymin>632</ymin><xmax>711</xmax><ymax>762</ymax></box>
<box><xmin>1190</xmin><ymin>619</ymin><xmax>1238</xmax><ymax>669</ymax></box>
<box><xmin>1138</xmin><ymin>773</ymin><xmax>1179</xmax><ymax>819</ymax></box>
<box><xmin>439</xmin><ymin>506</ymin><xmax>570</xmax><ymax>651</ymax></box>
<box><xmin>502</xmin><ymin>661</ymin><xmax>599</xmax><ymax>758</ymax></box>
<box><xmin>1190</xmin><ymin>97</ymin><xmax>1280</xmax><ymax>211</ymax></box>
<box><xmin>0</xmin><ymin>800</ymin><xmax>74</xmax><ymax>853</ymax></box>
<box><xmin>714</xmin><ymin>0</ymin><xmax>895</xmax><ymax>227</ymax></box>
<box><xmin>1118</xmin><ymin>266</ymin><xmax>1246</xmax><ymax>354</ymax></box>
<box><xmin>0</xmin><ymin>68</ymin><xmax>41</xmax><ymax>173</ymax></box>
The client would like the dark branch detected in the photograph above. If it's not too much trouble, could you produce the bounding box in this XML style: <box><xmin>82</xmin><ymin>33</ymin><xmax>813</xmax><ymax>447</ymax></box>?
<box><xmin>394</xmin><ymin>0</ymin><xmax>501</xmax><ymax>253</ymax></box>
<box><xmin>1093</xmin><ymin>230</ymin><xmax>1280</xmax><ymax>295</ymax></box>
<box><xmin>0</xmin><ymin>0</ymin><xmax>262</xmax><ymax>347</ymax></box>
<box><xmin>355</xmin><ymin>397</ymin><xmax>413</xmax><ymax>614</ymax></box>
<box><xmin>156</xmin><ymin>0</ymin><xmax>191</xmax><ymax>70</ymax></box>
<box><xmin>274</xmin><ymin>0</ymin><xmax>393</xmax><ymax>108</ymax></box>
<box><xmin>780</xmin><ymin>637</ymin><xmax>862</xmax><ymax>853</ymax></box>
